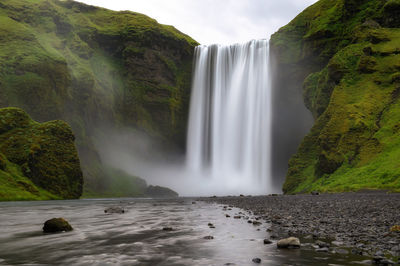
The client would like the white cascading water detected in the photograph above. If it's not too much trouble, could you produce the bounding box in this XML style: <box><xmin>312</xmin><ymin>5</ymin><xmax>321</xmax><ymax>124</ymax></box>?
<box><xmin>186</xmin><ymin>39</ymin><xmax>272</xmax><ymax>195</ymax></box>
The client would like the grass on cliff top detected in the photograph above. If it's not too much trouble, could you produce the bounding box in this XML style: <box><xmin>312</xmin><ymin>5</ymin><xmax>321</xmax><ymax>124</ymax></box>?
<box><xmin>270</xmin><ymin>0</ymin><xmax>386</xmax><ymax>64</ymax></box>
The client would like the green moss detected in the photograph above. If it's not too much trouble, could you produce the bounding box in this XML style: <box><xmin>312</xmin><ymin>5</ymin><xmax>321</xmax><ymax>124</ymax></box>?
<box><xmin>0</xmin><ymin>107</ymin><xmax>83</xmax><ymax>200</ymax></box>
<box><xmin>274</xmin><ymin>0</ymin><xmax>400</xmax><ymax>194</ymax></box>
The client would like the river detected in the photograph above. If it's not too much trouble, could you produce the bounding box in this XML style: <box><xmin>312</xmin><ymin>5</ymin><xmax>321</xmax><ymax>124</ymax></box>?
<box><xmin>0</xmin><ymin>198</ymin><xmax>369</xmax><ymax>265</ymax></box>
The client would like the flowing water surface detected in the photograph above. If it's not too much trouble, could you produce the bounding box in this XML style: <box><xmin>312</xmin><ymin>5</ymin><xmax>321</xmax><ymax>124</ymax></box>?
<box><xmin>0</xmin><ymin>199</ymin><xmax>368</xmax><ymax>265</ymax></box>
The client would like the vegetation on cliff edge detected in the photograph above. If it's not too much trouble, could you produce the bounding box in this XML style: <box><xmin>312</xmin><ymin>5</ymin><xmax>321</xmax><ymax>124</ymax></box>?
<box><xmin>271</xmin><ymin>0</ymin><xmax>400</xmax><ymax>194</ymax></box>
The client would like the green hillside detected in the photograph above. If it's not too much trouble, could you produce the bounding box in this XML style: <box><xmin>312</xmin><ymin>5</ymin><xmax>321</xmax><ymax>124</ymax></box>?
<box><xmin>271</xmin><ymin>0</ymin><xmax>400</xmax><ymax>193</ymax></box>
<box><xmin>0</xmin><ymin>0</ymin><xmax>197</xmax><ymax>197</ymax></box>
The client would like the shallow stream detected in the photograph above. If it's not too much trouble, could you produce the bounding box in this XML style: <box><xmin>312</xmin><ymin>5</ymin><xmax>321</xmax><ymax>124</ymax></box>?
<box><xmin>0</xmin><ymin>198</ymin><xmax>369</xmax><ymax>265</ymax></box>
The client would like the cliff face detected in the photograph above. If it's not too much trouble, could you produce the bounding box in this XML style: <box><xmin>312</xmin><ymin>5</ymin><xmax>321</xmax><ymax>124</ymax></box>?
<box><xmin>0</xmin><ymin>0</ymin><xmax>197</xmax><ymax>196</ymax></box>
<box><xmin>271</xmin><ymin>0</ymin><xmax>400</xmax><ymax>193</ymax></box>
<box><xmin>0</xmin><ymin>107</ymin><xmax>83</xmax><ymax>200</ymax></box>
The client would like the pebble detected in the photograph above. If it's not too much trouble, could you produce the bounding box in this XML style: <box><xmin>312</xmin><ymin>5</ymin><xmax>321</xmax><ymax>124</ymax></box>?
<box><xmin>277</xmin><ymin>237</ymin><xmax>301</xmax><ymax>249</ymax></box>
<box><xmin>264</xmin><ymin>239</ymin><xmax>273</xmax><ymax>244</ymax></box>
<box><xmin>204</xmin><ymin>192</ymin><xmax>400</xmax><ymax>258</ymax></box>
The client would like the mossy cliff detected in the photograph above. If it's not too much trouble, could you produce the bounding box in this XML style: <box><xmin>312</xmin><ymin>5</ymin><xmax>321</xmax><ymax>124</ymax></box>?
<box><xmin>0</xmin><ymin>0</ymin><xmax>197</xmax><ymax>196</ymax></box>
<box><xmin>0</xmin><ymin>107</ymin><xmax>83</xmax><ymax>200</ymax></box>
<box><xmin>271</xmin><ymin>0</ymin><xmax>400</xmax><ymax>194</ymax></box>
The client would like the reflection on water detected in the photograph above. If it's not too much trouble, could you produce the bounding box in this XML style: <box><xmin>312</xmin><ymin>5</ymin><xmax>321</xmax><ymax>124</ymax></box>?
<box><xmin>0</xmin><ymin>199</ymin><xmax>367</xmax><ymax>265</ymax></box>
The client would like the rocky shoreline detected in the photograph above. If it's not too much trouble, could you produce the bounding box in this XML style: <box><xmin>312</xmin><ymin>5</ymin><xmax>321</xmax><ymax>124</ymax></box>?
<box><xmin>202</xmin><ymin>192</ymin><xmax>400</xmax><ymax>264</ymax></box>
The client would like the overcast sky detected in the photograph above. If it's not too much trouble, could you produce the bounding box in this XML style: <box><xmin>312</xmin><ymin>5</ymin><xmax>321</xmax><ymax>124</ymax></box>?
<box><xmin>76</xmin><ymin>0</ymin><xmax>318</xmax><ymax>45</ymax></box>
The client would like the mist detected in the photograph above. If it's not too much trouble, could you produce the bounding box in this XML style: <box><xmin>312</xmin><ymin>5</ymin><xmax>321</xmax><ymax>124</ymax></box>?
<box><xmin>94</xmin><ymin>127</ymin><xmax>280</xmax><ymax>196</ymax></box>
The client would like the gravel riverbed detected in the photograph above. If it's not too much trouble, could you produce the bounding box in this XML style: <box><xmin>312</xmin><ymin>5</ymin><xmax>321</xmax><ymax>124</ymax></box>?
<box><xmin>203</xmin><ymin>192</ymin><xmax>400</xmax><ymax>264</ymax></box>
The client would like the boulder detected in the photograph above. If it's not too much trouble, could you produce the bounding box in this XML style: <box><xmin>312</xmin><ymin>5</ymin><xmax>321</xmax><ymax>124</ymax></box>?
<box><xmin>104</xmin><ymin>207</ymin><xmax>125</xmax><ymax>214</ymax></box>
<box><xmin>277</xmin><ymin>237</ymin><xmax>301</xmax><ymax>249</ymax></box>
<box><xmin>43</xmin><ymin>218</ymin><xmax>73</xmax><ymax>233</ymax></box>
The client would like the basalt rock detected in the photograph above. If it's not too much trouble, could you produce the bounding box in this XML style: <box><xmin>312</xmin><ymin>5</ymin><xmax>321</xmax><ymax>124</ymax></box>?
<box><xmin>104</xmin><ymin>207</ymin><xmax>125</xmax><ymax>214</ymax></box>
<box><xmin>43</xmin><ymin>218</ymin><xmax>73</xmax><ymax>233</ymax></box>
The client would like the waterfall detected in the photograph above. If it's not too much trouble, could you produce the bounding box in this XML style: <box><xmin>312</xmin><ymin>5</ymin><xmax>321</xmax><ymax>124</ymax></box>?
<box><xmin>186</xmin><ymin>39</ymin><xmax>272</xmax><ymax>195</ymax></box>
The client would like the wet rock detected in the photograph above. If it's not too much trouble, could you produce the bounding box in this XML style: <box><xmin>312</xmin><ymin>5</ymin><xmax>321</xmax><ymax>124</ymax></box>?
<box><xmin>315</xmin><ymin>240</ymin><xmax>330</xmax><ymax>248</ymax></box>
<box><xmin>264</xmin><ymin>239</ymin><xmax>273</xmax><ymax>244</ymax></box>
<box><xmin>332</xmin><ymin>240</ymin><xmax>344</xmax><ymax>246</ymax></box>
<box><xmin>277</xmin><ymin>237</ymin><xmax>301</xmax><ymax>249</ymax></box>
<box><xmin>335</xmin><ymin>248</ymin><xmax>349</xmax><ymax>255</ymax></box>
<box><xmin>351</xmin><ymin>249</ymin><xmax>363</xmax><ymax>255</ymax></box>
<box><xmin>104</xmin><ymin>207</ymin><xmax>125</xmax><ymax>214</ymax></box>
<box><xmin>270</xmin><ymin>234</ymin><xmax>279</xmax><ymax>240</ymax></box>
<box><xmin>234</xmin><ymin>216</ymin><xmax>241</xmax><ymax>219</ymax></box>
<box><xmin>252</xmin><ymin>258</ymin><xmax>261</xmax><ymax>263</ymax></box>
<box><xmin>203</xmin><ymin>236</ymin><xmax>214</xmax><ymax>240</ymax></box>
<box><xmin>248</xmin><ymin>220</ymin><xmax>253</xmax><ymax>223</ymax></box>
<box><xmin>204</xmin><ymin>192</ymin><xmax>400</xmax><ymax>257</ymax></box>
<box><xmin>192</xmin><ymin>201</ymin><xmax>196</xmax><ymax>204</ymax></box>
<box><xmin>162</xmin><ymin>227</ymin><xmax>173</xmax><ymax>231</ymax></box>
<box><xmin>225</xmin><ymin>214</ymin><xmax>231</xmax><ymax>218</ymax></box>
<box><xmin>316</xmin><ymin>247</ymin><xmax>329</xmax><ymax>252</ymax></box>
<box><xmin>43</xmin><ymin>218</ymin><xmax>73</xmax><ymax>233</ymax></box>
<box><xmin>372</xmin><ymin>256</ymin><xmax>395</xmax><ymax>265</ymax></box>
<box><xmin>252</xmin><ymin>221</ymin><xmax>262</xmax><ymax>226</ymax></box>
<box><xmin>311</xmin><ymin>191</ymin><xmax>320</xmax><ymax>195</ymax></box>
